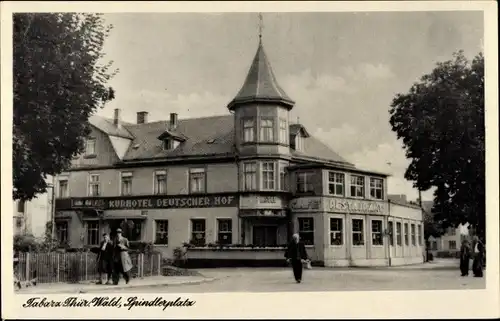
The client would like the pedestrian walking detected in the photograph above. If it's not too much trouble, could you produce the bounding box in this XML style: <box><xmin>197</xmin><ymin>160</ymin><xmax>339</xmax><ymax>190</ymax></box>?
<box><xmin>97</xmin><ymin>233</ymin><xmax>114</xmax><ymax>284</ymax></box>
<box><xmin>459</xmin><ymin>239</ymin><xmax>471</xmax><ymax>276</ymax></box>
<box><xmin>284</xmin><ymin>233</ymin><xmax>310</xmax><ymax>283</ymax></box>
<box><xmin>471</xmin><ymin>235</ymin><xmax>485</xmax><ymax>278</ymax></box>
<box><xmin>112</xmin><ymin>228</ymin><xmax>133</xmax><ymax>285</ymax></box>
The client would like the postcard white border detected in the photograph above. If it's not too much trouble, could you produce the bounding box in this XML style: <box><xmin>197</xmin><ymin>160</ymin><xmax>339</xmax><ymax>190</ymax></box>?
<box><xmin>1</xmin><ymin>1</ymin><xmax>498</xmax><ymax>319</ymax></box>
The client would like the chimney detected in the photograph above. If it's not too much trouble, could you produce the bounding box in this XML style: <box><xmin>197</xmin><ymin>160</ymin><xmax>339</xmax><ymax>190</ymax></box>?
<box><xmin>169</xmin><ymin>113</ymin><xmax>178</xmax><ymax>130</ymax></box>
<box><xmin>137</xmin><ymin>111</ymin><xmax>148</xmax><ymax>124</ymax></box>
<box><xmin>113</xmin><ymin>108</ymin><xmax>121</xmax><ymax>127</ymax></box>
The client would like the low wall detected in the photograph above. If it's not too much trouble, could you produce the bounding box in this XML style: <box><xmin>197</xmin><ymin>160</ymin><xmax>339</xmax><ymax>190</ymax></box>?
<box><xmin>185</xmin><ymin>247</ymin><xmax>325</xmax><ymax>268</ymax></box>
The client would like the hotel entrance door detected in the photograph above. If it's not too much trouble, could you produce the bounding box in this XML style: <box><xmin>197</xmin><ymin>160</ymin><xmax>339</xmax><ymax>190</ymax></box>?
<box><xmin>252</xmin><ymin>226</ymin><xmax>278</xmax><ymax>247</ymax></box>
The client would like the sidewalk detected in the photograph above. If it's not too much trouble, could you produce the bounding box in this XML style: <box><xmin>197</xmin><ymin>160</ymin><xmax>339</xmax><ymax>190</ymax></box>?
<box><xmin>16</xmin><ymin>275</ymin><xmax>217</xmax><ymax>294</ymax></box>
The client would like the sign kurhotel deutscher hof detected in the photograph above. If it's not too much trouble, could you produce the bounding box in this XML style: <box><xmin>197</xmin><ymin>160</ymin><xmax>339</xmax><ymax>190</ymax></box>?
<box><xmin>290</xmin><ymin>197</ymin><xmax>387</xmax><ymax>215</ymax></box>
<box><xmin>56</xmin><ymin>194</ymin><xmax>239</xmax><ymax>210</ymax></box>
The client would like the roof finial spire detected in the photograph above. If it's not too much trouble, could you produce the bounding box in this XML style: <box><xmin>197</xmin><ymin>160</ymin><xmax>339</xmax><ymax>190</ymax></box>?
<box><xmin>258</xmin><ymin>13</ymin><xmax>263</xmax><ymax>41</ymax></box>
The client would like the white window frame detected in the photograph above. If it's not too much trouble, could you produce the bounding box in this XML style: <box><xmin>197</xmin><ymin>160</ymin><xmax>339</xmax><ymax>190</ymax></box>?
<box><xmin>261</xmin><ymin>162</ymin><xmax>276</xmax><ymax>190</ymax></box>
<box><xmin>279</xmin><ymin>162</ymin><xmax>288</xmax><ymax>191</ymax></box>
<box><xmin>296</xmin><ymin>172</ymin><xmax>314</xmax><ymax>193</ymax></box>
<box><xmin>371</xmin><ymin>219</ymin><xmax>384</xmax><ymax>246</ymax></box>
<box><xmin>120</xmin><ymin>172</ymin><xmax>133</xmax><ymax>196</ymax></box>
<box><xmin>55</xmin><ymin>221</ymin><xmax>69</xmax><ymax>244</ymax></box>
<box><xmin>242</xmin><ymin>162</ymin><xmax>257</xmax><ymax>191</ymax></box>
<box><xmin>329</xmin><ymin>217</ymin><xmax>343</xmax><ymax>246</ymax></box>
<box><xmin>154</xmin><ymin>220</ymin><xmax>169</xmax><ymax>245</ymax></box>
<box><xmin>85</xmin><ymin>138</ymin><xmax>96</xmax><ymax>156</ymax></box>
<box><xmin>369</xmin><ymin>177</ymin><xmax>384</xmax><ymax>200</ymax></box>
<box><xmin>328</xmin><ymin>172</ymin><xmax>345</xmax><ymax>196</ymax></box>
<box><xmin>57</xmin><ymin>177</ymin><xmax>69</xmax><ymax>198</ymax></box>
<box><xmin>189</xmin><ymin>168</ymin><xmax>206</xmax><ymax>194</ymax></box>
<box><xmin>404</xmin><ymin>223</ymin><xmax>409</xmax><ymax>246</ymax></box>
<box><xmin>396</xmin><ymin>222</ymin><xmax>402</xmax><ymax>246</ymax></box>
<box><xmin>448</xmin><ymin>240</ymin><xmax>457</xmax><ymax>250</ymax></box>
<box><xmin>86</xmin><ymin>221</ymin><xmax>100</xmax><ymax>245</ymax></box>
<box><xmin>350</xmin><ymin>175</ymin><xmax>365</xmax><ymax>198</ymax></box>
<box><xmin>88</xmin><ymin>174</ymin><xmax>100</xmax><ymax>197</ymax></box>
<box><xmin>352</xmin><ymin>218</ymin><xmax>365</xmax><ymax>246</ymax></box>
<box><xmin>295</xmin><ymin>133</ymin><xmax>304</xmax><ymax>151</ymax></box>
<box><xmin>411</xmin><ymin>223</ymin><xmax>416</xmax><ymax>246</ymax></box>
<box><xmin>154</xmin><ymin>170</ymin><xmax>167</xmax><ymax>195</ymax></box>
<box><xmin>216</xmin><ymin>218</ymin><xmax>233</xmax><ymax>245</ymax></box>
<box><xmin>279</xmin><ymin>118</ymin><xmax>288</xmax><ymax>144</ymax></box>
<box><xmin>388</xmin><ymin>221</ymin><xmax>394</xmax><ymax>246</ymax></box>
<box><xmin>243</xmin><ymin>118</ymin><xmax>255</xmax><ymax>143</ymax></box>
<box><xmin>190</xmin><ymin>218</ymin><xmax>206</xmax><ymax>246</ymax></box>
<box><xmin>417</xmin><ymin>224</ymin><xmax>423</xmax><ymax>246</ymax></box>
<box><xmin>298</xmin><ymin>217</ymin><xmax>314</xmax><ymax>246</ymax></box>
<box><xmin>259</xmin><ymin>118</ymin><xmax>274</xmax><ymax>142</ymax></box>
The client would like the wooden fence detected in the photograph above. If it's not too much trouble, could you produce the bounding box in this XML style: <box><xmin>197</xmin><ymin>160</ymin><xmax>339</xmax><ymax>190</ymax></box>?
<box><xmin>14</xmin><ymin>251</ymin><xmax>162</xmax><ymax>284</ymax></box>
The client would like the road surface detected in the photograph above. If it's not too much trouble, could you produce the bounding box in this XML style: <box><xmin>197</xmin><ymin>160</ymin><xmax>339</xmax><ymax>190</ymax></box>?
<box><xmin>94</xmin><ymin>267</ymin><xmax>486</xmax><ymax>293</ymax></box>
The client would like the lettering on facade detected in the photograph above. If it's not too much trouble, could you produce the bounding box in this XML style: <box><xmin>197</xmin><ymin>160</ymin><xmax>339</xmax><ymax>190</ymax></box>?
<box><xmin>258</xmin><ymin>196</ymin><xmax>277</xmax><ymax>204</ymax></box>
<box><xmin>59</xmin><ymin>195</ymin><xmax>238</xmax><ymax>210</ymax></box>
<box><xmin>290</xmin><ymin>198</ymin><xmax>321</xmax><ymax>211</ymax></box>
<box><xmin>328</xmin><ymin>198</ymin><xmax>386</xmax><ymax>214</ymax></box>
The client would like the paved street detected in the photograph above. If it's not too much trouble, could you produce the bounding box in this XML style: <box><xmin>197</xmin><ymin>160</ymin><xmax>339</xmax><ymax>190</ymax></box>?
<box><xmin>94</xmin><ymin>267</ymin><xmax>486</xmax><ymax>293</ymax></box>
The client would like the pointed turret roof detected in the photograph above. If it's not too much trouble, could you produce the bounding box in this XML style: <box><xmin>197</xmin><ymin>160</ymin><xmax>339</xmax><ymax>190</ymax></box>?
<box><xmin>227</xmin><ymin>40</ymin><xmax>295</xmax><ymax>110</ymax></box>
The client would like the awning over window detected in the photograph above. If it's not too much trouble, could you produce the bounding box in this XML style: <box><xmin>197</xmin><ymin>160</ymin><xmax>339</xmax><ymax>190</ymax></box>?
<box><xmin>102</xmin><ymin>210</ymin><xmax>148</xmax><ymax>220</ymax></box>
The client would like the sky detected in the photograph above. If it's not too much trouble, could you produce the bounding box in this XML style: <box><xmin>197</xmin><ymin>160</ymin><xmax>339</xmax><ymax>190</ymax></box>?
<box><xmin>98</xmin><ymin>12</ymin><xmax>483</xmax><ymax>202</ymax></box>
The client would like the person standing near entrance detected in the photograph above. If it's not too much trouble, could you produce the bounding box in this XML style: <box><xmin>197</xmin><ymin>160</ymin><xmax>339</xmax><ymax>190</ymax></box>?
<box><xmin>471</xmin><ymin>235</ymin><xmax>485</xmax><ymax>278</ymax></box>
<box><xmin>284</xmin><ymin>233</ymin><xmax>310</xmax><ymax>283</ymax></box>
<box><xmin>112</xmin><ymin>228</ymin><xmax>133</xmax><ymax>285</ymax></box>
<box><xmin>459</xmin><ymin>239</ymin><xmax>471</xmax><ymax>277</ymax></box>
<box><xmin>97</xmin><ymin>233</ymin><xmax>114</xmax><ymax>284</ymax></box>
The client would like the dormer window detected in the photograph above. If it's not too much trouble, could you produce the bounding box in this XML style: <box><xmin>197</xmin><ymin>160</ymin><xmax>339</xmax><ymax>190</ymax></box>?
<box><xmin>295</xmin><ymin>134</ymin><xmax>303</xmax><ymax>151</ymax></box>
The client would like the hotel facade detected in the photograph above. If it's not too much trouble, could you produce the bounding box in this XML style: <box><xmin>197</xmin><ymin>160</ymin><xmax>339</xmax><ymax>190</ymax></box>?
<box><xmin>54</xmin><ymin>39</ymin><xmax>424</xmax><ymax>267</ymax></box>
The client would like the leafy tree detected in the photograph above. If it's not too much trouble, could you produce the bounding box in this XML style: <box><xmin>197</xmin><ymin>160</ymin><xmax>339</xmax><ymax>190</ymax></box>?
<box><xmin>389</xmin><ymin>51</ymin><xmax>485</xmax><ymax>240</ymax></box>
<box><xmin>13</xmin><ymin>13</ymin><xmax>117</xmax><ymax>201</ymax></box>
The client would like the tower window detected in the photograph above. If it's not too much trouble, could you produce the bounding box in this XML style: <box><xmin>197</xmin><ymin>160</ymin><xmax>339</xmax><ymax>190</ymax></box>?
<box><xmin>260</xmin><ymin>118</ymin><xmax>274</xmax><ymax>142</ymax></box>
<box><xmin>243</xmin><ymin>118</ymin><xmax>255</xmax><ymax>142</ymax></box>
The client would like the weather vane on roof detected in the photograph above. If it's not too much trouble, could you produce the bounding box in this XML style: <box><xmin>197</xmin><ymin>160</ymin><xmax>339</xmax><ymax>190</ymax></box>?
<box><xmin>258</xmin><ymin>13</ymin><xmax>263</xmax><ymax>40</ymax></box>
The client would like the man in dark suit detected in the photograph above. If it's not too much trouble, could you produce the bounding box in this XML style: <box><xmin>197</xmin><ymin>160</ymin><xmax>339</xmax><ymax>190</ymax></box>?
<box><xmin>97</xmin><ymin>233</ymin><xmax>114</xmax><ymax>284</ymax></box>
<box><xmin>284</xmin><ymin>233</ymin><xmax>310</xmax><ymax>283</ymax></box>
<box><xmin>471</xmin><ymin>235</ymin><xmax>485</xmax><ymax>277</ymax></box>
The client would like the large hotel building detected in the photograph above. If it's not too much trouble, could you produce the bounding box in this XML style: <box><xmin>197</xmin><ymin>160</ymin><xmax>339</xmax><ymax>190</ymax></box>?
<box><xmin>54</xmin><ymin>39</ymin><xmax>425</xmax><ymax>267</ymax></box>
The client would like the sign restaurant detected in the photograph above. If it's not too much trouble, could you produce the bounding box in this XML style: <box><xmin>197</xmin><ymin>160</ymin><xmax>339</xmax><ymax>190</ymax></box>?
<box><xmin>63</xmin><ymin>195</ymin><xmax>238</xmax><ymax>210</ymax></box>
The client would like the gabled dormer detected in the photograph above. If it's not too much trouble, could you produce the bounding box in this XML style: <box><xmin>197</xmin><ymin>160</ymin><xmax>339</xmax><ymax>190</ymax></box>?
<box><xmin>289</xmin><ymin>124</ymin><xmax>310</xmax><ymax>152</ymax></box>
<box><xmin>157</xmin><ymin>113</ymin><xmax>186</xmax><ymax>151</ymax></box>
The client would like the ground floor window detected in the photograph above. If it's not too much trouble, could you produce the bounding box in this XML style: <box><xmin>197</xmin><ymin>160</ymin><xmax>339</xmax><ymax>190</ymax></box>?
<box><xmin>298</xmin><ymin>217</ymin><xmax>314</xmax><ymax>245</ymax></box>
<box><xmin>155</xmin><ymin>220</ymin><xmax>168</xmax><ymax>245</ymax></box>
<box><xmin>404</xmin><ymin>223</ymin><xmax>409</xmax><ymax>246</ymax></box>
<box><xmin>411</xmin><ymin>224</ymin><xmax>416</xmax><ymax>246</ymax></box>
<box><xmin>330</xmin><ymin>218</ymin><xmax>343</xmax><ymax>245</ymax></box>
<box><xmin>371</xmin><ymin>220</ymin><xmax>383</xmax><ymax>245</ymax></box>
<box><xmin>431</xmin><ymin>241</ymin><xmax>438</xmax><ymax>250</ymax></box>
<box><xmin>106</xmin><ymin>219</ymin><xmax>143</xmax><ymax>241</ymax></box>
<box><xmin>396</xmin><ymin>222</ymin><xmax>402</xmax><ymax>246</ymax></box>
<box><xmin>448</xmin><ymin>240</ymin><xmax>457</xmax><ymax>250</ymax></box>
<box><xmin>55</xmin><ymin>221</ymin><xmax>68</xmax><ymax>244</ymax></box>
<box><xmin>191</xmin><ymin>219</ymin><xmax>206</xmax><ymax>246</ymax></box>
<box><xmin>252</xmin><ymin>225</ymin><xmax>277</xmax><ymax>247</ymax></box>
<box><xmin>352</xmin><ymin>219</ymin><xmax>364</xmax><ymax>246</ymax></box>
<box><xmin>217</xmin><ymin>219</ymin><xmax>232</xmax><ymax>245</ymax></box>
<box><xmin>388</xmin><ymin>221</ymin><xmax>394</xmax><ymax>246</ymax></box>
<box><xmin>86</xmin><ymin>221</ymin><xmax>100</xmax><ymax>245</ymax></box>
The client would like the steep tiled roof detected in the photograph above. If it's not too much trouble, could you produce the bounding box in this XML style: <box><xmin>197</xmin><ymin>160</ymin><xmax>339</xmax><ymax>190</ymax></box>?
<box><xmin>227</xmin><ymin>40</ymin><xmax>295</xmax><ymax>110</ymax></box>
<box><xmin>89</xmin><ymin>115</ymin><xmax>134</xmax><ymax>139</ymax></box>
<box><xmin>89</xmin><ymin>114</ymin><xmax>352</xmax><ymax>166</ymax></box>
<box><xmin>122</xmin><ymin>115</ymin><xmax>235</xmax><ymax>161</ymax></box>
<box><xmin>291</xmin><ymin>135</ymin><xmax>352</xmax><ymax>165</ymax></box>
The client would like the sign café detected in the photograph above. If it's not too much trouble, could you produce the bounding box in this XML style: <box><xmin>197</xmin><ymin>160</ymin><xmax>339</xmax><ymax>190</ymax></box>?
<box><xmin>69</xmin><ymin>195</ymin><xmax>238</xmax><ymax>210</ymax></box>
